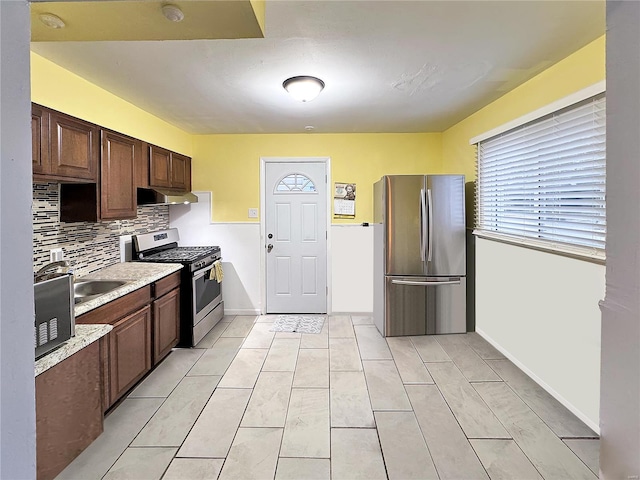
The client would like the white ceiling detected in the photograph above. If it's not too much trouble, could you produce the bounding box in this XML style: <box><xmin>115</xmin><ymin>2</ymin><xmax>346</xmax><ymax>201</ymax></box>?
<box><xmin>31</xmin><ymin>1</ymin><xmax>605</xmax><ymax>135</ymax></box>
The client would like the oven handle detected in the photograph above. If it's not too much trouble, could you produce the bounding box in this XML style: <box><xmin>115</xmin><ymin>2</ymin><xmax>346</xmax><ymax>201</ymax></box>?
<box><xmin>193</xmin><ymin>266</ymin><xmax>213</xmax><ymax>280</ymax></box>
<box><xmin>192</xmin><ymin>259</ymin><xmax>222</xmax><ymax>280</ymax></box>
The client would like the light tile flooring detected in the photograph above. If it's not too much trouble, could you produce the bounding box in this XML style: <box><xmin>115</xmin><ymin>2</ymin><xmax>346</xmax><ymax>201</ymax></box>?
<box><xmin>58</xmin><ymin>315</ymin><xmax>600</xmax><ymax>480</ymax></box>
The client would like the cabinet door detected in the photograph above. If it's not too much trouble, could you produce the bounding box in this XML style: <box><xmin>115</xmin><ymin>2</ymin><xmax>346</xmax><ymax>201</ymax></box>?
<box><xmin>149</xmin><ymin>145</ymin><xmax>172</xmax><ymax>188</ymax></box>
<box><xmin>109</xmin><ymin>305</ymin><xmax>151</xmax><ymax>403</ymax></box>
<box><xmin>101</xmin><ymin>130</ymin><xmax>140</xmax><ymax>220</ymax></box>
<box><xmin>170</xmin><ymin>152</ymin><xmax>191</xmax><ymax>191</ymax></box>
<box><xmin>32</xmin><ymin>104</ymin><xmax>50</xmax><ymax>175</ymax></box>
<box><xmin>49</xmin><ymin>111</ymin><xmax>99</xmax><ymax>182</ymax></box>
<box><xmin>153</xmin><ymin>288</ymin><xmax>180</xmax><ymax>364</ymax></box>
<box><xmin>136</xmin><ymin>141</ymin><xmax>150</xmax><ymax>189</ymax></box>
<box><xmin>36</xmin><ymin>341</ymin><xmax>103</xmax><ymax>480</ymax></box>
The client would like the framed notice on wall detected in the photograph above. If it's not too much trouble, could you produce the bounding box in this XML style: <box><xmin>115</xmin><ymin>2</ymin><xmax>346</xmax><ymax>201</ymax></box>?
<box><xmin>334</xmin><ymin>182</ymin><xmax>356</xmax><ymax>218</ymax></box>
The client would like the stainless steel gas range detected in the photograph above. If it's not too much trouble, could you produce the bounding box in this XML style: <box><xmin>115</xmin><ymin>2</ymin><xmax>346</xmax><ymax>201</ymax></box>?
<box><xmin>132</xmin><ymin>228</ymin><xmax>224</xmax><ymax>346</ymax></box>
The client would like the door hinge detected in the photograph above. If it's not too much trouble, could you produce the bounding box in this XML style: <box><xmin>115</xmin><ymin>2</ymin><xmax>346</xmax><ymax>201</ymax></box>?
<box><xmin>326</xmin><ymin>286</ymin><xmax>328</xmax><ymax>295</ymax></box>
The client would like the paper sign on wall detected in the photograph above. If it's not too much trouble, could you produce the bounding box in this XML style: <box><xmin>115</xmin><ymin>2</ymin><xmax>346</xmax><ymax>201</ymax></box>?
<box><xmin>334</xmin><ymin>182</ymin><xmax>356</xmax><ymax>218</ymax></box>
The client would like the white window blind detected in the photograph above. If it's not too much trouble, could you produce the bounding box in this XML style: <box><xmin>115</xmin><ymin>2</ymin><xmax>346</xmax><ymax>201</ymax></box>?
<box><xmin>475</xmin><ymin>94</ymin><xmax>606</xmax><ymax>261</ymax></box>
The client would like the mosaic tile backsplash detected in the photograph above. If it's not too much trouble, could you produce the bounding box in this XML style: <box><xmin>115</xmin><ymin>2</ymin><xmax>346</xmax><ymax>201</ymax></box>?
<box><xmin>33</xmin><ymin>183</ymin><xmax>170</xmax><ymax>277</ymax></box>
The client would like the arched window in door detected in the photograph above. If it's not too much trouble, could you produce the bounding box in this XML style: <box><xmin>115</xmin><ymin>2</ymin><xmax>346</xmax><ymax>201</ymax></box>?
<box><xmin>275</xmin><ymin>173</ymin><xmax>317</xmax><ymax>193</ymax></box>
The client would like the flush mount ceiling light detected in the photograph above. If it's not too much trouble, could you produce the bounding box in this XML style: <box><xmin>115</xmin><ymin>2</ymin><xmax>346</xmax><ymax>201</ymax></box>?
<box><xmin>283</xmin><ymin>76</ymin><xmax>325</xmax><ymax>102</ymax></box>
<box><xmin>162</xmin><ymin>4</ymin><xmax>185</xmax><ymax>22</ymax></box>
<box><xmin>39</xmin><ymin>13</ymin><xmax>66</xmax><ymax>29</ymax></box>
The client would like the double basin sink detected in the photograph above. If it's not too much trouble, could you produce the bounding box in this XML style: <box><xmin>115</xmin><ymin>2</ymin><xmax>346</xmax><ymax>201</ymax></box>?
<box><xmin>74</xmin><ymin>279</ymin><xmax>129</xmax><ymax>305</ymax></box>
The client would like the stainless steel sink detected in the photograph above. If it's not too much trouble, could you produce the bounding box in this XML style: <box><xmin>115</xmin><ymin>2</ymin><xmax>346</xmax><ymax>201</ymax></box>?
<box><xmin>74</xmin><ymin>280</ymin><xmax>128</xmax><ymax>304</ymax></box>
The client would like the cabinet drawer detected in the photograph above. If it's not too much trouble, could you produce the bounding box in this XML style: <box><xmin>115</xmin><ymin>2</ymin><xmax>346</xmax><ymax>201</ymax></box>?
<box><xmin>154</xmin><ymin>271</ymin><xmax>181</xmax><ymax>298</ymax></box>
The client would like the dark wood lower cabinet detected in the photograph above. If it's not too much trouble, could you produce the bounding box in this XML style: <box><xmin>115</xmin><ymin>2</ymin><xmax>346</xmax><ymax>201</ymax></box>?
<box><xmin>75</xmin><ymin>276</ymin><xmax>182</xmax><ymax>410</ymax></box>
<box><xmin>109</xmin><ymin>305</ymin><xmax>152</xmax><ymax>403</ymax></box>
<box><xmin>37</xmin><ymin>273</ymin><xmax>183</xmax><ymax>477</ymax></box>
<box><xmin>36</xmin><ymin>341</ymin><xmax>103</xmax><ymax>480</ymax></box>
<box><xmin>153</xmin><ymin>288</ymin><xmax>180</xmax><ymax>364</ymax></box>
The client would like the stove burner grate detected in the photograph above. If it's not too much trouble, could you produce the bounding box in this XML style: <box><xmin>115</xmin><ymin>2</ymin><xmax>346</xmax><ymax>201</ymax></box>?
<box><xmin>139</xmin><ymin>246</ymin><xmax>219</xmax><ymax>263</ymax></box>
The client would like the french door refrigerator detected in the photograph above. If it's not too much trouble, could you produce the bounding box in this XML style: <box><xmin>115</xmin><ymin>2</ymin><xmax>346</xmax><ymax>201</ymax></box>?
<box><xmin>373</xmin><ymin>175</ymin><xmax>466</xmax><ymax>336</ymax></box>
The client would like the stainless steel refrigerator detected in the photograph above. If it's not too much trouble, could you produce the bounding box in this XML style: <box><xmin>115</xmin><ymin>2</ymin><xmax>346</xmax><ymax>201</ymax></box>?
<box><xmin>373</xmin><ymin>175</ymin><xmax>466</xmax><ymax>336</ymax></box>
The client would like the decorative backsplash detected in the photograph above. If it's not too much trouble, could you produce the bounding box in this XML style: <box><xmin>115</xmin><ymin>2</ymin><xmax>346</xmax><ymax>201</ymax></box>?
<box><xmin>33</xmin><ymin>183</ymin><xmax>169</xmax><ymax>277</ymax></box>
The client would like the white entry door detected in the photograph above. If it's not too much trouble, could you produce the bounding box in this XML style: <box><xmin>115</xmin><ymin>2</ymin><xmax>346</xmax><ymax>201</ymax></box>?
<box><xmin>265</xmin><ymin>161</ymin><xmax>327</xmax><ymax>313</ymax></box>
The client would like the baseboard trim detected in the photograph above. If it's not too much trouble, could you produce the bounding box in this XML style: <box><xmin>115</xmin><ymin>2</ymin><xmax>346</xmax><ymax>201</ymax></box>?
<box><xmin>476</xmin><ymin>328</ymin><xmax>600</xmax><ymax>435</ymax></box>
<box><xmin>225</xmin><ymin>308</ymin><xmax>261</xmax><ymax>316</ymax></box>
<box><xmin>331</xmin><ymin>311</ymin><xmax>374</xmax><ymax>316</ymax></box>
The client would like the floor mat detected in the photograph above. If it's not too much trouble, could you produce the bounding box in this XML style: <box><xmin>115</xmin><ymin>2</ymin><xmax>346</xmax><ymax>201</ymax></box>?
<box><xmin>271</xmin><ymin>315</ymin><xmax>325</xmax><ymax>334</ymax></box>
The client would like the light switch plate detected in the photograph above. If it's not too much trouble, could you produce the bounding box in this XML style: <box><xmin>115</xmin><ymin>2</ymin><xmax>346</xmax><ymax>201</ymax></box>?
<box><xmin>248</xmin><ymin>208</ymin><xmax>258</xmax><ymax>218</ymax></box>
<box><xmin>119</xmin><ymin>235</ymin><xmax>133</xmax><ymax>262</ymax></box>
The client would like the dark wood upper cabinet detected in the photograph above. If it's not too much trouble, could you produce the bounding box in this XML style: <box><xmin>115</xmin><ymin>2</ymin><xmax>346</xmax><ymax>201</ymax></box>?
<box><xmin>31</xmin><ymin>104</ymin><xmax>193</xmax><ymax>221</ymax></box>
<box><xmin>61</xmin><ymin>129</ymin><xmax>140</xmax><ymax>222</ymax></box>
<box><xmin>32</xmin><ymin>104</ymin><xmax>50</xmax><ymax>175</ymax></box>
<box><xmin>136</xmin><ymin>141</ymin><xmax>150</xmax><ymax>189</ymax></box>
<box><xmin>100</xmin><ymin>130</ymin><xmax>140</xmax><ymax>220</ymax></box>
<box><xmin>49</xmin><ymin>110</ymin><xmax>99</xmax><ymax>182</ymax></box>
<box><xmin>170</xmin><ymin>152</ymin><xmax>191</xmax><ymax>192</ymax></box>
<box><xmin>149</xmin><ymin>145</ymin><xmax>172</xmax><ymax>188</ymax></box>
<box><xmin>32</xmin><ymin>103</ymin><xmax>99</xmax><ymax>183</ymax></box>
<box><xmin>149</xmin><ymin>144</ymin><xmax>192</xmax><ymax>191</ymax></box>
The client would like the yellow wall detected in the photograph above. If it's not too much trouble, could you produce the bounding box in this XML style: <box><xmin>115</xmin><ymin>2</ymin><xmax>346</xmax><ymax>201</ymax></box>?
<box><xmin>30</xmin><ymin>52</ymin><xmax>192</xmax><ymax>155</ymax></box>
<box><xmin>442</xmin><ymin>36</ymin><xmax>606</xmax><ymax>179</ymax></box>
<box><xmin>31</xmin><ymin>34</ymin><xmax>605</xmax><ymax>220</ymax></box>
<box><xmin>192</xmin><ymin>133</ymin><xmax>443</xmax><ymax>223</ymax></box>
<box><xmin>249</xmin><ymin>0</ymin><xmax>266</xmax><ymax>35</ymax></box>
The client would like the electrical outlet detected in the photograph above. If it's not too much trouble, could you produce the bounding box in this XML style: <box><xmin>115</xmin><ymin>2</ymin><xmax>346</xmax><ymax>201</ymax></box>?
<box><xmin>50</xmin><ymin>248</ymin><xmax>64</xmax><ymax>262</ymax></box>
<box><xmin>248</xmin><ymin>208</ymin><xmax>258</xmax><ymax>218</ymax></box>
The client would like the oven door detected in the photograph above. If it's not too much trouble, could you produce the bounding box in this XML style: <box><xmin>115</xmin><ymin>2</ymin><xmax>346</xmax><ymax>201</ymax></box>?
<box><xmin>192</xmin><ymin>266</ymin><xmax>222</xmax><ymax>326</ymax></box>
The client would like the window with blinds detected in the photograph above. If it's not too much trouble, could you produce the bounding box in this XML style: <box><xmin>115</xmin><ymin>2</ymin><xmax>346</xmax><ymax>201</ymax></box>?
<box><xmin>475</xmin><ymin>94</ymin><xmax>606</xmax><ymax>261</ymax></box>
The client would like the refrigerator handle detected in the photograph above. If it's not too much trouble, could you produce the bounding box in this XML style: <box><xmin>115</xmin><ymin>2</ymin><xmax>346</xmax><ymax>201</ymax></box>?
<box><xmin>420</xmin><ymin>189</ymin><xmax>427</xmax><ymax>262</ymax></box>
<box><xmin>391</xmin><ymin>279</ymin><xmax>461</xmax><ymax>286</ymax></box>
<box><xmin>427</xmin><ymin>188</ymin><xmax>433</xmax><ymax>262</ymax></box>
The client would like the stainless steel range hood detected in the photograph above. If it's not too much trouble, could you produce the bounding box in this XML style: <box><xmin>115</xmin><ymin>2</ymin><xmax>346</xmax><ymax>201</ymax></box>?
<box><xmin>137</xmin><ymin>188</ymin><xmax>199</xmax><ymax>206</ymax></box>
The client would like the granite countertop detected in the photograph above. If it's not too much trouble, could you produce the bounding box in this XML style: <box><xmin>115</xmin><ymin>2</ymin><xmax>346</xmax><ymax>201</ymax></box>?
<box><xmin>74</xmin><ymin>262</ymin><xmax>183</xmax><ymax>317</ymax></box>
<box><xmin>35</xmin><ymin>262</ymin><xmax>182</xmax><ymax>375</ymax></box>
<box><xmin>35</xmin><ymin>324</ymin><xmax>113</xmax><ymax>376</ymax></box>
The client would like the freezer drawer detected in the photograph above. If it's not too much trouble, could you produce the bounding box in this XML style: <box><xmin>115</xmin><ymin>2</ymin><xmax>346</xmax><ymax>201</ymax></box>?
<box><xmin>384</xmin><ymin>276</ymin><xmax>466</xmax><ymax>336</ymax></box>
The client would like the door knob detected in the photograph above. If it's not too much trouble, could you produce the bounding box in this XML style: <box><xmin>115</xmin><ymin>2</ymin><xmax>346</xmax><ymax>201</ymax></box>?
<box><xmin>267</xmin><ymin>244</ymin><xmax>274</xmax><ymax>253</ymax></box>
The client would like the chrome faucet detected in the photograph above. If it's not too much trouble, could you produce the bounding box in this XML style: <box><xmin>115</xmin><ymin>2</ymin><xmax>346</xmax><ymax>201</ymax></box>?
<box><xmin>34</xmin><ymin>260</ymin><xmax>71</xmax><ymax>283</ymax></box>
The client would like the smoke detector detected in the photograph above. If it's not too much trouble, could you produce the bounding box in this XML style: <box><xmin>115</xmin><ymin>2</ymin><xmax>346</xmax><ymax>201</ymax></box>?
<box><xmin>39</xmin><ymin>13</ymin><xmax>66</xmax><ymax>29</ymax></box>
<box><xmin>162</xmin><ymin>4</ymin><xmax>185</xmax><ymax>22</ymax></box>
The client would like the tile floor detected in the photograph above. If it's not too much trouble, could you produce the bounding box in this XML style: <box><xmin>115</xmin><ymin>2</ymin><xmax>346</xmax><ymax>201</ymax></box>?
<box><xmin>58</xmin><ymin>315</ymin><xmax>600</xmax><ymax>480</ymax></box>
